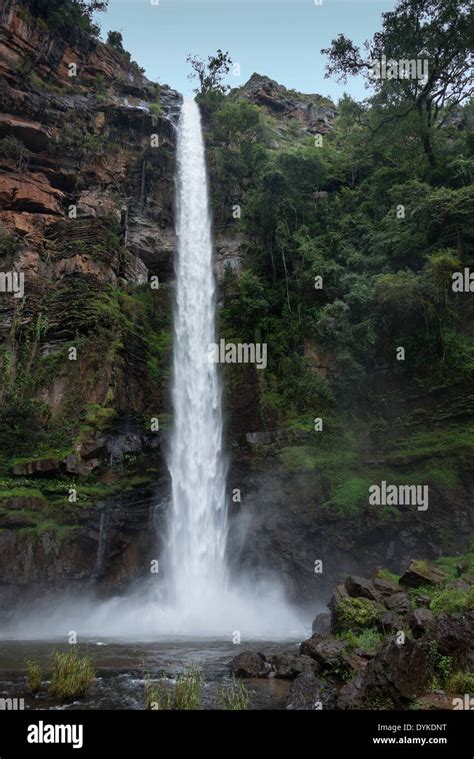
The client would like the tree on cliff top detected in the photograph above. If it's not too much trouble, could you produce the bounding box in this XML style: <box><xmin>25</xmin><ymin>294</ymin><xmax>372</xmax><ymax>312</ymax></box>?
<box><xmin>321</xmin><ymin>0</ymin><xmax>473</xmax><ymax>167</ymax></box>
<box><xmin>186</xmin><ymin>50</ymin><xmax>233</xmax><ymax>95</ymax></box>
<box><xmin>28</xmin><ymin>0</ymin><xmax>108</xmax><ymax>39</ymax></box>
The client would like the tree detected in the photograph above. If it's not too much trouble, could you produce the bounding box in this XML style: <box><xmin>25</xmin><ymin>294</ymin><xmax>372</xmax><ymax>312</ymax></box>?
<box><xmin>107</xmin><ymin>31</ymin><xmax>125</xmax><ymax>53</ymax></box>
<box><xmin>29</xmin><ymin>0</ymin><xmax>108</xmax><ymax>39</ymax></box>
<box><xmin>186</xmin><ymin>50</ymin><xmax>232</xmax><ymax>95</ymax></box>
<box><xmin>322</xmin><ymin>0</ymin><xmax>473</xmax><ymax>166</ymax></box>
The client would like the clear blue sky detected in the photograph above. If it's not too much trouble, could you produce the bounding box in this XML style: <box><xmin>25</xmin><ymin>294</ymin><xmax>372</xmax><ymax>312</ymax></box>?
<box><xmin>95</xmin><ymin>0</ymin><xmax>397</xmax><ymax>101</ymax></box>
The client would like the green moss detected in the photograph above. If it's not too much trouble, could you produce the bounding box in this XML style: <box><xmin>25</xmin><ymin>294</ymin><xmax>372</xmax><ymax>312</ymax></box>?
<box><xmin>375</xmin><ymin>567</ymin><xmax>401</xmax><ymax>583</ymax></box>
<box><xmin>436</xmin><ymin>551</ymin><xmax>474</xmax><ymax>579</ymax></box>
<box><xmin>278</xmin><ymin>446</ymin><xmax>315</xmax><ymax>472</ymax></box>
<box><xmin>325</xmin><ymin>476</ymin><xmax>373</xmax><ymax>517</ymax></box>
<box><xmin>335</xmin><ymin>596</ymin><xmax>385</xmax><ymax>632</ymax></box>
<box><xmin>0</xmin><ymin>487</ymin><xmax>45</xmax><ymax>501</ymax></box>
<box><xmin>83</xmin><ymin>403</ymin><xmax>117</xmax><ymax>432</ymax></box>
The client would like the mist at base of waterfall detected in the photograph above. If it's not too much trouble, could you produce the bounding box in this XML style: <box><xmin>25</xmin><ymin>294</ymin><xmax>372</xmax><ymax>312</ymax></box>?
<box><xmin>1</xmin><ymin>575</ymin><xmax>312</xmax><ymax>641</ymax></box>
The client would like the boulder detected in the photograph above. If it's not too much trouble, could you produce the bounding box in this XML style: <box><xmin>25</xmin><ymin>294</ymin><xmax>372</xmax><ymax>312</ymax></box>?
<box><xmin>300</xmin><ymin>637</ymin><xmax>345</xmax><ymax>670</ymax></box>
<box><xmin>384</xmin><ymin>592</ymin><xmax>411</xmax><ymax>615</ymax></box>
<box><xmin>373</xmin><ymin>576</ymin><xmax>400</xmax><ymax>596</ymax></box>
<box><xmin>331</xmin><ymin>594</ymin><xmax>386</xmax><ymax>633</ymax></box>
<box><xmin>286</xmin><ymin>672</ymin><xmax>337</xmax><ymax>710</ymax></box>
<box><xmin>399</xmin><ymin>560</ymin><xmax>446</xmax><ymax>588</ymax></box>
<box><xmin>230</xmin><ymin>651</ymin><xmax>270</xmax><ymax>678</ymax></box>
<box><xmin>429</xmin><ymin>612</ymin><xmax>474</xmax><ymax>666</ymax></box>
<box><xmin>270</xmin><ymin>653</ymin><xmax>316</xmax><ymax>679</ymax></box>
<box><xmin>361</xmin><ymin>638</ymin><xmax>434</xmax><ymax>706</ymax></box>
<box><xmin>337</xmin><ymin>675</ymin><xmax>366</xmax><ymax>710</ymax></box>
<box><xmin>345</xmin><ymin>575</ymin><xmax>382</xmax><ymax>603</ymax></box>
<box><xmin>409</xmin><ymin>608</ymin><xmax>434</xmax><ymax>637</ymax></box>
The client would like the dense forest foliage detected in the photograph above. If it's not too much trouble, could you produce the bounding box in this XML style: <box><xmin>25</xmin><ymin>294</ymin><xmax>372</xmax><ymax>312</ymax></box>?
<box><xmin>198</xmin><ymin>0</ymin><xmax>473</xmax><ymax>449</ymax></box>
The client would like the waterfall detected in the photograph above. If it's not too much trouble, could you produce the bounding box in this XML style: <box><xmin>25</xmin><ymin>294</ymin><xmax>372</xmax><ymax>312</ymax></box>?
<box><xmin>1</xmin><ymin>99</ymin><xmax>306</xmax><ymax>641</ymax></box>
<box><xmin>166</xmin><ymin>98</ymin><xmax>228</xmax><ymax>612</ymax></box>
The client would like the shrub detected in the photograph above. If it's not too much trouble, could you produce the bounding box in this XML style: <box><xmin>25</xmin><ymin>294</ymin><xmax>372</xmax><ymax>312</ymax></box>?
<box><xmin>145</xmin><ymin>674</ymin><xmax>173</xmax><ymax>710</ymax></box>
<box><xmin>174</xmin><ymin>667</ymin><xmax>202</xmax><ymax>710</ymax></box>
<box><xmin>341</xmin><ymin>627</ymin><xmax>383</xmax><ymax>652</ymax></box>
<box><xmin>25</xmin><ymin>659</ymin><xmax>42</xmax><ymax>693</ymax></box>
<box><xmin>447</xmin><ymin>671</ymin><xmax>474</xmax><ymax>693</ymax></box>
<box><xmin>218</xmin><ymin>677</ymin><xmax>250</xmax><ymax>710</ymax></box>
<box><xmin>146</xmin><ymin>666</ymin><xmax>202</xmax><ymax>710</ymax></box>
<box><xmin>430</xmin><ymin>587</ymin><xmax>474</xmax><ymax>615</ymax></box>
<box><xmin>49</xmin><ymin>650</ymin><xmax>95</xmax><ymax>702</ymax></box>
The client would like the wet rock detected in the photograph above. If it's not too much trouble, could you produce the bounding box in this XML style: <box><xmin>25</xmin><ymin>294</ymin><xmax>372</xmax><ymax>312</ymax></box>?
<box><xmin>286</xmin><ymin>672</ymin><xmax>337</xmax><ymax>710</ymax></box>
<box><xmin>230</xmin><ymin>651</ymin><xmax>270</xmax><ymax>678</ymax></box>
<box><xmin>300</xmin><ymin>637</ymin><xmax>345</xmax><ymax>670</ymax></box>
<box><xmin>384</xmin><ymin>592</ymin><xmax>411</xmax><ymax>615</ymax></box>
<box><xmin>409</xmin><ymin>608</ymin><xmax>434</xmax><ymax>637</ymax></box>
<box><xmin>361</xmin><ymin>638</ymin><xmax>434</xmax><ymax>706</ymax></box>
<box><xmin>311</xmin><ymin>612</ymin><xmax>331</xmax><ymax>636</ymax></box>
<box><xmin>379</xmin><ymin>610</ymin><xmax>404</xmax><ymax>632</ymax></box>
<box><xmin>399</xmin><ymin>560</ymin><xmax>446</xmax><ymax>588</ymax></box>
<box><xmin>337</xmin><ymin>675</ymin><xmax>366</xmax><ymax>709</ymax></box>
<box><xmin>429</xmin><ymin>612</ymin><xmax>474</xmax><ymax>666</ymax></box>
<box><xmin>345</xmin><ymin>575</ymin><xmax>382</xmax><ymax>603</ymax></box>
<box><xmin>270</xmin><ymin>653</ymin><xmax>316</xmax><ymax>679</ymax></box>
<box><xmin>373</xmin><ymin>576</ymin><xmax>400</xmax><ymax>595</ymax></box>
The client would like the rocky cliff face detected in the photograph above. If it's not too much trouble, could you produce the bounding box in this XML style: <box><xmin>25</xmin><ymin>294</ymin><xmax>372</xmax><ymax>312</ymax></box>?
<box><xmin>0</xmin><ymin>0</ymin><xmax>181</xmax><ymax>610</ymax></box>
<box><xmin>234</xmin><ymin>73</ymin><xmax>337</xmax><ymax>138</ymax></box>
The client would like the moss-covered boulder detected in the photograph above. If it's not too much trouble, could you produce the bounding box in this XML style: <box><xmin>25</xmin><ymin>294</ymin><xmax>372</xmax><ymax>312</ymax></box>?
<box><xmin>331</xmin><ymin>595</ymin><xmax>386</xmax><ymax>634</ymax></box>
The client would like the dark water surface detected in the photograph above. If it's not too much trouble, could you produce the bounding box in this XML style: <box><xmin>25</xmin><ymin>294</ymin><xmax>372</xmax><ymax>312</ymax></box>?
<box><xmin>0</xmin><ymin>639</ymin><xmax>297</xmax><ymax>710</ymax></box>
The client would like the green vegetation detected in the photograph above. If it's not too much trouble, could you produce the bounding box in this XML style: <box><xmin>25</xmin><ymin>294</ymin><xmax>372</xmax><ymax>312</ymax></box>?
<box><xmin>192</xmin><ymin>0</ymin><xmax>474</xmax><ymax>519</ymax></box>
<box><xmin>174</xmin><ymin>667</ymin><xmax>203</xmax><ymax>710</ymax></box>
<box><xmin>375</xmin><ymin>568</ymin><xmax>401</xmax><ymax>584</ymax></box>
<box><xmin>334</xmin><ymin>597</ymin><xmax>385</xmax><ymax>632</ymax></box>
<box><xmin>429</xmin><ymin>586</ymin><xmax>474</xmax><ymax>615</ymax></box>
<box><xmin>339</xmin><ymin>627</ymin><xmax>383</xmax><ymax>653</ymax></box>
<box><xmin>28</xmin><ymin>0</ymin><xmax>108</xmax><ymax>41</ymax></box>
<box><xmin>427</xmin><ymin>642</ymin><xmax>454</xmax><ymax>689</ymax></box>
<box><xmin>25</xmin><ymin>659</ymin><xmax>42</xmax><ymax>693</ymax></box>
<box><xmin>217</xmin><ymin>677</ymin><xmax>251</xmax><ymax>710</ymax></box>
<box><xmin>145</xmin><ymin>667</ymin><xmax>202</xmax><ymax>710</ymax></box>
<box><xmin>145</xmin><ymin>674</ymin><xmax>173</xmax><ymax>710</ymax></box>
<box><xmin>447</xmin><ymin>671</ymin><xmax>474</xmax><ymax>693</ymax></box>
<box><xmin>49</xmin><ymin>650</ymin><xmax>95</xmax><ymax>701</ymax></box>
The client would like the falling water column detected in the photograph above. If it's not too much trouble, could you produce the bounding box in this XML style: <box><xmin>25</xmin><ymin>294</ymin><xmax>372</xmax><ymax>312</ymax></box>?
<box><xmin>167</xmin><ymin>98</ymin><xmax>228</xmax><ymax>616</ymax></box>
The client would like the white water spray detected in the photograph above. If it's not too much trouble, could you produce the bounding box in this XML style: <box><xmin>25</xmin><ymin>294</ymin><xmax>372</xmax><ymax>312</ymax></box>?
<box><xmin>167</xmin><ymin>98</ymin><xmax>228</xmax><ymax>609</ymax></box>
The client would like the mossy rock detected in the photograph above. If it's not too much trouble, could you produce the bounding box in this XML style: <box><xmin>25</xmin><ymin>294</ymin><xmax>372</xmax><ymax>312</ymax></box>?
<box><xmin>333</xmin><ymin>596</ymin><xmax>386</xmax><ymax>633</ymax></box>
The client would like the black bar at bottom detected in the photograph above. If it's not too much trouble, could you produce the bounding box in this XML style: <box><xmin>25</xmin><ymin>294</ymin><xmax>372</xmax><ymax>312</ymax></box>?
<box><xmin>0</xmin><ymin>709</ymin><xmax>472</xmax><ymax>757</ymax></box>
